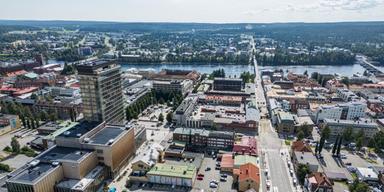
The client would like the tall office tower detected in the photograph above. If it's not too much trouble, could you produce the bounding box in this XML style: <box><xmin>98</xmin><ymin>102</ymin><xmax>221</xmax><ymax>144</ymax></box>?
<box><xmin>76</xmin><ymin>60</ymin><xmax>125</xmax><ymax>124</ymax></box>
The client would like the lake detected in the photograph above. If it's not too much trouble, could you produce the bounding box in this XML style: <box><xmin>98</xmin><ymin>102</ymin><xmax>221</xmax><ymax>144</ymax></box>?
<box><xmin>120</xmin><ymin>63</ymin><xmax>367</xmax><ymax>77</ymax></box>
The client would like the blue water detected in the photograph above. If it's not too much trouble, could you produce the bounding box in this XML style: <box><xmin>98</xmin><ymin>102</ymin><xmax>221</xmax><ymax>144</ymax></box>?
<box><xmin>120</xmin><ymin>63</ymin><xmax>366</xmax><ymax>77</ymax></box>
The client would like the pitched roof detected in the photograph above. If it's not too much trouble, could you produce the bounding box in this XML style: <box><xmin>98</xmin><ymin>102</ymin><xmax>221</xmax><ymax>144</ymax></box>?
<box><xmin>238</xmin><ymin>163</ymin><xmax>260</xmax><ymax>183</ymax></box>
<box><xmin>291</xmin><ymin>140</ymin><xmax>312</xmax><ymax>152</ymax></box>
<box><xmin>308</xmin><ymin>172</ymin><xmax>332</xmax><ymax>187</ymax></box>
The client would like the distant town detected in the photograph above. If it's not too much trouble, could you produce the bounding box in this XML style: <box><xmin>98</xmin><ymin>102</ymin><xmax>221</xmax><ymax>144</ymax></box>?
<box><xmin>0</xmin><ymin>21</ymin><xmax>383</xmax><ymax>192</ymax></box>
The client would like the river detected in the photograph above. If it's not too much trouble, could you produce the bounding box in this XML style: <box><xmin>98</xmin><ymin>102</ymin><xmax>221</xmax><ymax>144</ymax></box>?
<box><xmin>120</xmin><ymin>63</ymin><xmax>367</xmax><ymax>77</ymax></box>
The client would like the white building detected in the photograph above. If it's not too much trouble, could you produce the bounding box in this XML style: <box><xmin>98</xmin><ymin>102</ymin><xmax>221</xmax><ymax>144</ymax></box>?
<box><xmin>336</xmin><ymin>88</ymin><xmax>359</xmax><ymax>101</ymax></box>
<box><xmin>314</xmin><ymin>102</ymin><xmax>367</xmax><ymax>123</ymax></box>
<box><xmin>322</xmin><ymin>118</ymin><xmax>379</xmax><ymax>138</ymax></box>
<box><xmin>153</xmin><ymin>79</ymin><xmax>193</xmax><ymax>95</ymax></box>
<box><xmin>356</xmin><ymin>167</ymin><xmax>378</xmax><ymax>182</ymax></box>
<box><xmin>314</xmin><ymin>105</ymin><xmax>343</xmax><ymax>124</ymax></box>
<box><xmin>339</xmin><ymin>102</ymin><xmax>367</xmax><ymax>120</ymax></box>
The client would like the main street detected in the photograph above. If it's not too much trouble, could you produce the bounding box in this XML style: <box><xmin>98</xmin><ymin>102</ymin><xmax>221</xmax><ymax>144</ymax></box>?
<box><xmin>251</xmin><ymin>36</ymin><xmax>298</xmax><ymax>192</ymax></box>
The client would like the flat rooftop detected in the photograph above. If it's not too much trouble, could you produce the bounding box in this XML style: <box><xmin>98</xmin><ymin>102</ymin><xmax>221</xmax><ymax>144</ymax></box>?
<box><xmin>38</xmin><ymin>146</ymin><xmax>93</xmax><ymax>162</ymax></box>
<box><xmin>147</xmin><ymin>163</ymin><xmax>196</xmax><ymax>179</ymax></box>
<box><xmin>57</xmin><ymin>121</ymin><xmax>100</xmax><ymax>138</ymax></box>
<box><xmin>87</xmin><ymin>126</ymin><xmax>125</xmax><ymax>145</ymax></box>
<box><xmin>8</xmin><ymin>162</ymin><xmax>58</xmax><ymax>184</ymax></box>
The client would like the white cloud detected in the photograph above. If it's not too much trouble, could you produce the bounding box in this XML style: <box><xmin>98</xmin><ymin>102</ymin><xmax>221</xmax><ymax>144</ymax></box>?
<box><xmin>319</xmin><ymin>0</ymin><xmax>383</xmax><ymax>11</ymax></box>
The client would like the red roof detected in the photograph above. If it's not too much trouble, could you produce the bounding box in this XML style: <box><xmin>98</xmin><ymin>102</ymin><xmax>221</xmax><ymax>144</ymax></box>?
<box><xmin>291</xmin><ymin>140</ymin><xmax>312</xmax><ymax>152</ymax></box>
<box><xmin>221</xmin><ymin>154</ymin><xmax>234</xmax><ymax>168</ymax></box>
<box><xmin>238</xmin><ymin>163</ymin><xmax>260</xmax><ymax>183</ymax></box>
<box><xmin>5</xmin><ymin>70</ymin><xmax>27</xmax><ymax>77</ymax></box>
<box><xmin>233</xmin><ymin>136</ymin><xmax>258</xmax><ymax>156</ymax></box>
<box><xmin>308</xmin><ymin>172</ymin><xmax>333</xmax><ymax>188</ymax></box>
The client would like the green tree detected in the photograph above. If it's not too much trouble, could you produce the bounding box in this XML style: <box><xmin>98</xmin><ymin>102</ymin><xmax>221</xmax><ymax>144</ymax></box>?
<box><xmin>11</xmin><ymin>137</ymin><xmax>20</xmax><ymax>153</ymax></box>
<box><xmin>356</xmin><ymin>137</ymin><xmax>363</xmax><ymax>150</ymax></box>
<box><xmin>318</xmin><ymin>137</ymin><xmax>325</xmax><ymax>154</ymax></box>
<box><xmin>349</xmin><ymin>180</ymin><xmax>370</xmax><ymax>192</ymax></box>
<box><xmin>166</xmin><ymin>112</ymin><xmax>173</xmax><ymax>123</ymax></box>
<box><xmin>297</xmin><ymin>131</ymin><xmax>305</xmax><ymax>141</ymax></box>
<box><xmin>332</xmin><ymin>135</ymin><xmax>339</xmax><ymax>155</ymax></box>
<box><xmin>158</xmin><ymin>113</ymin><xmax>164</xmax><ymax>122</ymax></box>
<box><xmin>341</xmin><ymin>77</ymin><xmax>350</xmax><ymax>88</ymax></box>
<box><xmin>321</xmin><ymin>126</ymin><xmax>331</xmax><ymax>140</ymax></box>
<box><xmin>336</xmin><ymin>137</ymin><xmax>343</xmax><ymax>156</ymax></box>
<box><xmin>297</xmin><ymin>164</ymin><xmax>311</xmax><ymax>184</ymax></box>
<box><xmin>342</xmin><ymin>127</ymin><xmax>354</xmax><ymax>142</ymax></box>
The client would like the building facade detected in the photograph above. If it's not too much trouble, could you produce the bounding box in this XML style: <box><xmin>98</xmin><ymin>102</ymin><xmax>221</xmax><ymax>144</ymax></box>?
<box><xmin>76</xmin><ymin>60</ymin><xmax>125</xmax><ymax>124</ymax></box>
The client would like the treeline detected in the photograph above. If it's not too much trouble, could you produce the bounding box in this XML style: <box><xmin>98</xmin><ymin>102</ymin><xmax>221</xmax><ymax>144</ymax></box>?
<box><xmin>0</xmin><ymin>101</ymin><xmax>58</xmax><ymax>129</ymax></box>
<box><xmin>256</xmin><ymin>50</ymin><xmax>355</xmax><ymax>66</ymax></box>
<box><xmin>350</xmin><ymin>44</ymin><xmax>384</xmax><ymax>65</ymax></box>
<box><xmin>208</xmin><ymin>68</ymin><xmax>225</xmax><ymax>79</ymax></box>
<box><xmin>165</xmin><ymin>54</ymin><xmax>249</xmax><ymax>64</ymax></box>
<box><xmin>240</xmin><ymin>71</ymin><xmax>255</xmax><ymax>83</ymax></box>
<box><xmin>52</xmin><ymin>48</ymin><xmax>85</xmax><ymax>62</ymax></box>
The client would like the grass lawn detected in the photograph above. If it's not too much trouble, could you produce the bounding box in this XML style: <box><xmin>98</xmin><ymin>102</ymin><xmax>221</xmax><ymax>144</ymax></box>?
<box><xmin>285</xmin><ymin>140</ymin><xmax>291</xmax><ymax>145</ymax></box>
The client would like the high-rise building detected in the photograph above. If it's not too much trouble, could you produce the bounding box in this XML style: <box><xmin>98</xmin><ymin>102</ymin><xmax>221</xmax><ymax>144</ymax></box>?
<box><xmin>76</xmin><ymin>60</ymin><xmax>124</xmax><ymax>124</ymax></box>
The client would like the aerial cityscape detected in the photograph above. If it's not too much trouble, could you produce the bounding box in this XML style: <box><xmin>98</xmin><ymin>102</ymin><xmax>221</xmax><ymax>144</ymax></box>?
<box><xmin>0</xmin><ymin>1</ymin><xmax>384</xmax><ymax>192</ymax></box>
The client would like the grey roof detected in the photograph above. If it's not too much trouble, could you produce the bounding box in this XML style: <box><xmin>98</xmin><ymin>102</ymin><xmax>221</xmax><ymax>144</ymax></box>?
<box><xmin>323</xmin><ymin>118</ymin><xmax>378</xmax><ymax>128</ymax></box>
<box><xmin>8</xmin><ymin>162</ymin><xmax>58</xmax><ymax>183</ymax></box>
<box><xmin>38</xmin><ymin>147</ymin><xmax>92</xmax><ymax>163</ymax></box>
<box><xmin>88</xmin><ymin>126</ymin><xmax>124</xmax><ymax>145</ymax></box>
<box><xmin>58</xmin><ymin>121</ymin><xmax>100</xmax><ymax>138</ymax></box>
<box><xmin>294</xmin><ymin>151</ymin><xmax>319</xmax><ymax>166</ymax></box>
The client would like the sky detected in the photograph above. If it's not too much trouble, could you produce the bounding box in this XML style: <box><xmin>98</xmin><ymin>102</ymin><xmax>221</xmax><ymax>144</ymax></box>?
<box><xmin>1</xmin><ymin>0</ymin><xmax>384</xmax><ymax>23</ymax></box>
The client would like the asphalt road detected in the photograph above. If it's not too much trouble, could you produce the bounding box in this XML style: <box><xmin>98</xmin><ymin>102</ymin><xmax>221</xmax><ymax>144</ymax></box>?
<box><xmin>253</xmin><ymin>36</ymin><xmax>298</xmax><ymax>192</ymax></box>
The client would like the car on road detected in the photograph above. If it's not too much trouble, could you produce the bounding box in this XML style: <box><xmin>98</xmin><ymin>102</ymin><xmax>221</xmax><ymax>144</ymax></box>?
<box><xmin>220</xmin><ymin>177</ymin><xmax>226</xmax><ymax>182</ymax></box>
<box><xmin>265</xmin><ymin>168</ymin><xmax>269</xmax><ymax>175</ymax></box>
<box><xmin>221</xmin><ymin>174</ymin><xmax>227</xmax><ymax>178</ymax></box>
<box><xmin>209</xmin><ymin>182</ymin><xmax>218</xmax><ymax>188</ymax></box>
<box><xmin>266</xmin><ymin>180</ymin><xmax>271</xmax><ymax>189</ymax></box>
<box><xmin>293</xmin><ymin>178</ymin><xmax>297</xmax><ymax>186</ymax></box>
<box><xmin>211</xmin><ymin>180</ymin><xmax>219</xmax><ymax>184</ymax></box>
<box><xmin>289</xmin><ymin>169</ymin><xmax>294</xmax><ymax>176</ymax></box>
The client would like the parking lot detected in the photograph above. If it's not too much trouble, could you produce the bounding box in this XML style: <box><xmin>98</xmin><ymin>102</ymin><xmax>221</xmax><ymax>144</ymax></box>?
<box><xmin>193</xmin><ymin>157</ymin><xmax>235</xmax><ymax>192</ymax></box>
<box><xmin>320</xmin><ymin>149</ymin><xmax>353</xmax><ymax>181</ymax></box>
<box><xmin>0</xmin><ymin>128</ymin><xmax>37</xmax><ymax>157</ymax></box>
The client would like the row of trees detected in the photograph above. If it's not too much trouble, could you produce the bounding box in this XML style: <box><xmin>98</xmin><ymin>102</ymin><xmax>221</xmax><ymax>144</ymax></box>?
<box><xmin>257</xmin><ymin>50</ymin><xmax>356</xmax><ymax>66</ymax></box>
<box><xmin>165</xmin><ymin>54</ymin><xmax>249</xmax><ymax>64</ymax></box>
<box><xmin>126</xmin><ymin>91</ymin><xmax>155</xmax><ymax>121</ymax></box>
<box><xmin>240</xmin><ymin>71</ymin><xmax>255</xmax><ymax>83</ymax></box>
<box><xmin>208</xmin><ymin>68</ymin><xmax>225</xmax><ymax>79</ymax></box>
<box><xmin>0</xmin><ymin>101</ymin><xmax>57</xmax><ymax>129</ymax></box>
<box><xmin>126</xmin><ymin>90</ymin><xmax>183</xmax><ymax>121</ymax></box>
<box><xmin>61</xmin><ymin>63</ymin><xmax>76</xmax><ymax>75</ymax></box>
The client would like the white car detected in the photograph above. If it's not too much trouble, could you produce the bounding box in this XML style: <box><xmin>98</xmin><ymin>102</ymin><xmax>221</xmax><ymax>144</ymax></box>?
<box><xmin>209</xmin><ymin>182</ymin><xmax>218</xmax><ymax>188</ymax></box>
<box><xmin>266</xmin><ymin>180</ymin><xmax>271</xmax><ymax>189</ymax></box>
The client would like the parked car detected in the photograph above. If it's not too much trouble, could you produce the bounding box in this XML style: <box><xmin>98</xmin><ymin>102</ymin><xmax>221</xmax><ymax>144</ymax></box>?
<box><xmin>197</xmin><ymin>176</ymin><xmax>204</xmax><ymax>180</ymax></box>
<box><xmin>198</xmin><ymin>173</ymin><xmax>204</xmax><ymax>177</ymax></box>
<box><xmin>220</xmin><ymin>177</ymin><xmax>227</xmax><ymax>182</ymax></box>
<box><xmin>209</xmin><ymin>182</ymin><xmax>218</xmax><ymax>188</ymax></box>
<box><xmin>266</xmin><ymin>180</ymin><xmax>271</xmax><ymax>189</ymax></box>
<box><xmin>205</xmin><ymin>167</ymin><xmax>211</xmax><ymax>171</ymax></box>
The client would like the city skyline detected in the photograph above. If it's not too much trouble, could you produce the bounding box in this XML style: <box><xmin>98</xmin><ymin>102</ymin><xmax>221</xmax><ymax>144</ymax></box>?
<box><xmin>1</xmin><ymin>0</ymin><xmax>384</xmax><ymax>23</ymax></box>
